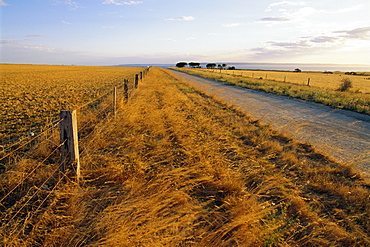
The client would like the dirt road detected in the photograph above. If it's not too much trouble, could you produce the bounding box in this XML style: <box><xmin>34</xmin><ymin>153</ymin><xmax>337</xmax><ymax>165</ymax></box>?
<box><xmin>169</xmin><ymin>69</ymin><xmax>370</xmax><ymax>177</ymax></box>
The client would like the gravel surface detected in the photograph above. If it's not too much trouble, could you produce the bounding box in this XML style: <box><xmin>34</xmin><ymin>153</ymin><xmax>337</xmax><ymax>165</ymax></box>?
<box><xmin>169</xmin><ymin>69</ymin><xmax>370</xmax><ymax>178</ymax></box>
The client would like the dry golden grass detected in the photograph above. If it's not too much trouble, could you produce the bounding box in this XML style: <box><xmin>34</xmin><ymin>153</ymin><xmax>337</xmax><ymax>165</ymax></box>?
<box><xmin>1</xmin><ymin>67</ymin><xmax>370</xmax><ymax>246</ymax></box>
<box><xmin>0</xmin><ymin>64</ymin><xmax>143</xmax><ymax>151</ymax></box>
<box><xmin>211</xmin><ymin>69</ymin><xmax>370</xmax><ymax>93</ymax></box>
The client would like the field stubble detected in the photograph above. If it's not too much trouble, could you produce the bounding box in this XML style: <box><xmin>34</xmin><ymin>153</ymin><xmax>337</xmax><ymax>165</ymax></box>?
<box><xmin>0</xmin><ymin>64</ymin><xmax>144</xmax><ymax>153</ymax></box>
<box><xmin>1</xmin><ymin>67</ymin><xmax>370</xmax><ymax>246</ymax></box>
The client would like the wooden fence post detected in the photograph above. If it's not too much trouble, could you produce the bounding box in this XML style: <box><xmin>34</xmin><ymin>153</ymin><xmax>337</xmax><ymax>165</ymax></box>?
<box><xmin>284</xmin><ymin>76</ymin><xmax>286</xmax><ymax>82</ymax></box>
<box><xmin>114</xmin><ymin>87</ymin><xmax>117</xmax><ymax>117</ymax></box>
<box><xmin>135</xmin><ymin>74</ymin><xmax>139</xmax><ymax>88</ymax></box>
<box><xmin>60</xmin><ymin>110</ymin><xmax>80</xmax><ymax>183</ymax></box>
<box><xmin>307</xmin><ymin>78</ymin><xmax>311</xmax><ymax>86</ymax></box>
<box><xmin>124</xmin><ymin>79</ymin><xmax>129</xmax><ymax>102</ymax></box>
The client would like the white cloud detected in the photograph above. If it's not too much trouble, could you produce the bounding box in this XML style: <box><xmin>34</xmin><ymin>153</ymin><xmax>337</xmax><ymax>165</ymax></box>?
<box><xmin>62</xmin><ymin>20</ymin><xmax>71</xmax><ymax>24</ymax></box>
<box><xmin>289</xmin><ymin>7</ymin><xmax>316</xmax><ymax>19</ymax></box>
<box><xmin>0</xmin><ymin>38</ymin><xmax>23</xmax><ymax>45</ymax></box>
<box><xmin>53</xmin><ymin>0</ymin><xmax>79</xmax><ymax>9</ymax></box>
<box><xmin>0</xmin><ymin>38</ymin><xmax>56</xmax><ymax>53</ymax></box>
<box><xmin>248</xmin><ymin>26</ymin><xmax>370</xmax><ymax>62</ymax></box>
<box><xmin>261</xmin><ymin>1</ymin><xmax>315</xmax><ymax>26</ymax></box>
<box><xmin>309</xmin><ymin>36</ymin><xmax>338</xmax><ymax>43</ymax></box>
<box><xmin>258</xmin><ymin>17</ymin><xmax>290</xmax><ymax>22</ymax></box>
<box><xmin>165</xmin><ymin>16</ymin><xmax>195</xmax><ymax>21</ymax></box>
<box><xmin>102</xmin><ymin>26</ymin><xmax>114</xmax><ymax>29</ymax></box>
<box><xmin>222</xmin><ymin>23</ymin><xmax>241</xmax><ymax>27</ymax></box>
<box><xmin>0</xmin><ymin>0</ymin><xmax>9</xmax><ymax>6</ymax></box>
<box><xmin>267</xmin><ymin>1</ymin><xmax>306</xmax><ymax>11</ymax></box>
<box><xmin>102</xmin><ymin>0</ymin><xmax>143</xmax><ymax>5</ymax></box>
<box><xmin>65</xmin><ymin>0</ymin><xmax>78</xmax><ymax>6</ymax></box>
<box><xmin>25</xmin><ymin>34</ymin><xmax>46</xmax><ymax>38</ymax></box>
<box><xmin>330</xmin><ymin>6</ymin><xmax>360</xmax><ymax>14</ymax></box>
<box><xmin>333</xmin><ymin>27</ymin><xmax>370</xmax><ymax>40</ymax></box>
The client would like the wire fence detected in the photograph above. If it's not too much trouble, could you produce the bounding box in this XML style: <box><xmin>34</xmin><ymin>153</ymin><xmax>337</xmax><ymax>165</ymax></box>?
<box><xmin>0</xmin><ymin>67</ymin><xmax>150</xmax><ymax>240</ymax></box>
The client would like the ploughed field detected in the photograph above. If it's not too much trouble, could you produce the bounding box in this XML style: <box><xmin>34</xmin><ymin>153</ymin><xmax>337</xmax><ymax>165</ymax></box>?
<box><xmin>1</xmin><ymin>66</ymin><xmax>370</xmax><ymax>246</ymax></box>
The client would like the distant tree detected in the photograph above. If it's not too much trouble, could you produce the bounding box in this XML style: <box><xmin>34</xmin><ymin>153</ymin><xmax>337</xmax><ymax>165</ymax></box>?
<box><xmin>294</xmin><ymin>68</ymin><xmax>302</xmax><ymax>73</ymax></box>
<box><xmin>217</xmin><ymin>64</ymin><xmax>222</xmax><ymax>70</ymax></box>
<box><xmin>189</xmin><ymin>62</ymin><xmax>201</xmax><ymax>68</ymax></box>
<box><xmin>206</xmin><ymin>63</ymin><xmax>217</xmax><ymax>69</ymax></box>
<box><xmin>222</xmin><ymin>64</ymin><xmax>227</xmax><ymax>69</ymax></box>
<box><xmin>176</xmin><ymin>62</ymin><xmax>188</xmax><ymax>68</ymax></box>
<box><xmin>227</xmin><ymin>66</ymin><xmax>236</xmax><ymax>70</ymax></box>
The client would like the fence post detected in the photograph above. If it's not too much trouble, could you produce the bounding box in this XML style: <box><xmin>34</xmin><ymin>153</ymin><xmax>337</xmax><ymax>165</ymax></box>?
<box><xmin>135</xmin><ymin>74</ymin><xmax>139</xmax><ymax>88</ymax></box>
<box><xmin>60</xmin><ymin>110</ymin><xmax>80</xmax><ymax>183</ymax></box>
<box><xmin>307</xmin><ymin>78</ymin><xmax>311</xmax><ymax>86</ymax></box>
<box><xmin>124</xmin><ymin>79</ymin><xmax>129</xmax><ymax>102</ymax></box>
<box><xmin>113</xmin><ymin>87</ymin><xmax>117</xmax><ymax>117</ymax></box>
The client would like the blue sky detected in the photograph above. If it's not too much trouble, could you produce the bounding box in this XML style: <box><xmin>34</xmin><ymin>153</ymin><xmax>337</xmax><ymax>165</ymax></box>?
<box><xmin>1</xmin><ymin>0</ymin><xmax>370</xmax><ymax>65</ymax></box>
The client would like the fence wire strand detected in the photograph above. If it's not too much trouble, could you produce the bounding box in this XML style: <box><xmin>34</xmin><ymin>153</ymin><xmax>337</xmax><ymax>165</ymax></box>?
<box><xmin>1</xmin><ymin>69</ymin><xmax>150</xmax><ymax>238</ymax></box>
<box><xmin>2</xmin><ymin>164</ymin><xmax>61</xmax><ymax>228</ymax></box>
<box><xmin>9</xmin><ymin>172</ymin><xmax>66</xmax><ymax>238</ymax></box>
<box><xmin>0</xmin><ymin>118</ymin><xmax>64</xmax><ymax>162</ymax></box>
<box><xmin>0</xmin><ymin>140</ymin><xmax>66</xmax><ymax>205</ymax></box>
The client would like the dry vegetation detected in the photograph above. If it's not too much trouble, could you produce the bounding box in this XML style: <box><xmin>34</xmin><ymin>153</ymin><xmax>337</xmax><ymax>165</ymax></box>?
<box><xmin>215</xmin><ymin>69</ymin><xmax>370</xmax><ymax>93</ymax></box>
<box><xmin>0</xmin><ymin>64</ymin><xmax>143</xmax><ymax>151</ymax></box>
<box><xmin>174</xmin><ymin>68</ymin><xmax>370</xmax><ymax>115</ymax></box>
<box><xmin>1</xmin><ymin>67</ymin><xmax>370</xmax><ymax>246</ymax></box>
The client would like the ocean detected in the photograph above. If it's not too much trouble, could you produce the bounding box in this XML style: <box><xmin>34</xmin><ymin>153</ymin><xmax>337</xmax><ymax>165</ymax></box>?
<box><xmin>119</xmin><ymin>63</ymin><xmax>370</xmax><ymax>72</ymax></box>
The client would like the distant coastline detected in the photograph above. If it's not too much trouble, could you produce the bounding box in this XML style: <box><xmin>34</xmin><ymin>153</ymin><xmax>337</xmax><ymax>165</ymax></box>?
<box><xmin>117</xmin><ymin>63</ymin><xmax>370</xmax><ymax>72</ymax></box>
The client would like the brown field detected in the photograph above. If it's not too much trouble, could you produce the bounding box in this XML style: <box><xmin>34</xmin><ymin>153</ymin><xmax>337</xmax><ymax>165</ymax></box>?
<box><xmin>1</xmin><ymin>67</ymin><xmax>370</xmax><ymax>246</ymax></box>
<box><xmin>0</xmin><ymin>64</ymin><xmax>143</xmax><ymax>150</ymax></box>
<box><xmin>212</xmin><ymin>69</ymin><xmax>370</xmax><ymax>93</ymax></box>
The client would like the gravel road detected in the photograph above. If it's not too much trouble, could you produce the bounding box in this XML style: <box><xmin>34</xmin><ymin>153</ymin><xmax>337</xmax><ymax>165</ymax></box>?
<box><xmin>169</xmin><ymin>69</ymin><xmax>370</xmax><ymax>178</ymax></box>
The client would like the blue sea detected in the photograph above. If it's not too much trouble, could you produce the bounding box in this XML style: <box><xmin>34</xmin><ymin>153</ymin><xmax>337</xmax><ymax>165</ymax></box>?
<box><xmin>119</xmin><ymin>63</ymin><xmax>370</xmax><ymax>72</ymax></box>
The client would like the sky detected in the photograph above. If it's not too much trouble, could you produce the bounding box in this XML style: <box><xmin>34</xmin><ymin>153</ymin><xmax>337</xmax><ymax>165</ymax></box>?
<box><xmin>1</xmin><ymin>0</ymin><xmax>370</xmax><ymax>66</ymax></box>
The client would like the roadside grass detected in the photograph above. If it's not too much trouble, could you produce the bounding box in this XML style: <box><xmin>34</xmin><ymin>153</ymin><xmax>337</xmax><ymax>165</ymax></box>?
<box><xmin>199</xmin><ymin>68</ymin><xmax>370</xmax><ymax>93</ymax></box>
<box><xmin>172</xmin><ymin>68</ymin><xmax>370</xmax><ymax>115</ymax></box>
<box><xmin>1</xmin><ymin>67</ymin><xmax>370</xmax><ymax>246</ymax></box>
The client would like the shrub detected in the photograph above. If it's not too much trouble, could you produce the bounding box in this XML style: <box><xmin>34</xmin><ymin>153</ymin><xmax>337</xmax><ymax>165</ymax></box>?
<box><xmin>337</xmin><ymin>78</ymin><xmax>353</xmax><ymax>92</ymax></box>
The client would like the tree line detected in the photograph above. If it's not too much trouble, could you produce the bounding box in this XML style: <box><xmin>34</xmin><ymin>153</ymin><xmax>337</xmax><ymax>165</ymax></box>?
<box><xmin>176</xmin><ymin>62</ymin><xmax>236</xmax><ymax>70</ymax></box>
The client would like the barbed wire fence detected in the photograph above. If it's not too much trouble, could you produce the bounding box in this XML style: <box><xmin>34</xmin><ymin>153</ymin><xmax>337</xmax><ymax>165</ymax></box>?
<box><xmin>0</xmin><ymin>67</ymin><xmax>150</xmax><ymax>242</ymax></box>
